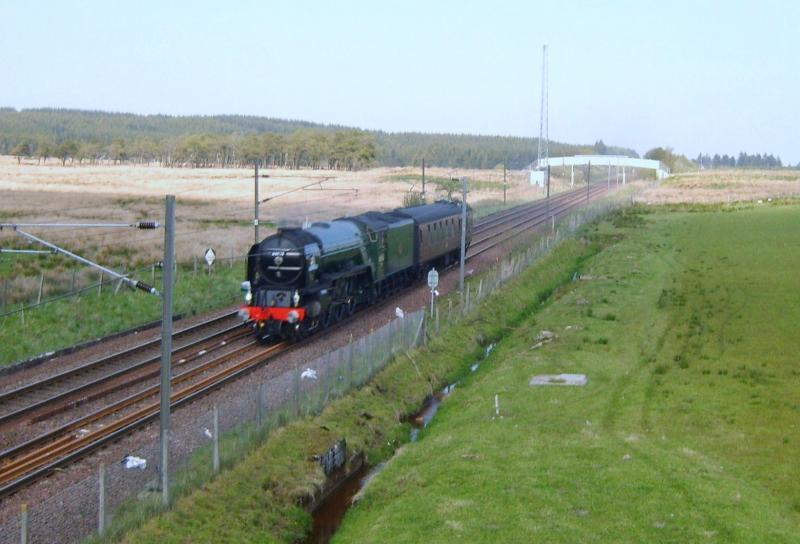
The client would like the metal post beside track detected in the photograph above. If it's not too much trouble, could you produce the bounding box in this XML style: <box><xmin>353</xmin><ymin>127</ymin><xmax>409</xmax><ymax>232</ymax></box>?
<box><xmin>459</xmin><ymin>177</ymin><xmax>468</xmax><ymax>296</ymax></box>
<box><xmin>159</xmin><ymin>195</ymin><xmax>176</xmax><ymax>507</ymax></box>
<box><xmin>20</xmin><ymin>503</ymin><xmax>28</xmax><ymax>544</ymax></box>
<box><xmin>254</xmin><ymin>162</ymin><xmax>260</xmax><ymax>244</ymax></box>
<box><xmin>213</xmin><ymin>405</ymin><xmax>220</xmax><ymax>473</ymax></box>
<box><xmin>503</xmin><ymin>163</ymin><xmax>507</xmax><ymax>205</ymax></box>
<box><xmin>587</xmin><ymin>161</ymin><xmax>591</xmax><ymax>201</ymax></box>
<box><xmin>422</xmin><ymin>158</ymin><xmax>426</xmax><ymax>200</ymax></box>
<box><xmin>98</xmin><ymin>463</ymin><xmax>106</xmax><ymax>535</ymax></box>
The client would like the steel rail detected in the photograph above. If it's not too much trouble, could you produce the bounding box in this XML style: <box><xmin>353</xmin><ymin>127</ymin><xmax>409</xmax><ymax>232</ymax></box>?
<box><xmin>0</xmin><ymin>318</ymin><xmax>247</xmax><ymax>425</ymax></box>
<box><xmin>0</xmin><ymin>339</ymin><xmax>261</xmax><ymax>464</ymax></box>
<box><xmin>0</xmin><ymin>342</ymin><xmax>287</xmax><ymax>497</ymax></box>
<box><xmin>469</xmin><ymin>184</ymin><xmax>608</xmax><ymax>249</ymax></box>
<box><xmin>472</xmin><ymin>186</ymin><xmax>591</xmax><ymax>233</ymax></box>
<box><xmin>0</xmin><ymin>312</ymin><xmax>240</xmax><ymax>419</ymax></box>
<box><xmin>20</xmin><ymin>327</ymin><xmax>251</xmax><ymax>426</ymax></box>
<box><xmin>468</xmin><ymin>185</ymin><xmax>609</xmax><ymax>259</ymax></box>
<box><xmin>0</xmin><ymin>342</ymin><xmax>286</xmax><ymax>496</ymax></box>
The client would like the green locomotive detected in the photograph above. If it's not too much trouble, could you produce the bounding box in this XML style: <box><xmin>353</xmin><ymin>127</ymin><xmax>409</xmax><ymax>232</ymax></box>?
<box><xmin>241</xmin><ymin>201</ymin><xmax>472</xmax><ymax>341</ymax></box>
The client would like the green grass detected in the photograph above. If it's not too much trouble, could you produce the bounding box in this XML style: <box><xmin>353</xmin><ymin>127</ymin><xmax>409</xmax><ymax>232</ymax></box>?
<box><xmin>389</xmin><ymin>174</ymin><xmax>505</xmax><ymax>193</ymax></box>
<box><xmin>0</xmin><ymin>265</ymin><xmax>242</xmax><ymax>366</ymax></box>
<box><xmin>0</xmin><ymin>252</ymin><xmax>17</xmax><ymax>275</ymax></box>
<box><xmin>119</xmin><ymin>232</ymin><xmax>603</xmax><ymax>543</ymax></box>
<box><xmin>334</xmin><ymin>204</ymin><xmax>800</xmax><ymax>542</ymax></box>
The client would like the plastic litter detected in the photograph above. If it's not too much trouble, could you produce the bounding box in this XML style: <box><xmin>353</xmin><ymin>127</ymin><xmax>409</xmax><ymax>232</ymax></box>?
<box><xmin>122</xmin><ymin>455</ymin><xmax>147</xmax><ymax>470</ymax></box>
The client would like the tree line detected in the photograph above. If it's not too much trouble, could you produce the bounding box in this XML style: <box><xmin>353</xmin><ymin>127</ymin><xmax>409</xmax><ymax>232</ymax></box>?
<box><xmin>0</xmin><ymin>108</ymin><xmax>639</xmax><ymax>170</ymax></box>
<box><xmin>695</xmin><ymin>152</ymin><xmax>783</xmax><ymax>169</ymax></box>
<box><xmin>7</xmin><ymin>130</ymin><xmax>377</xmax><ymax>170</ymax></box>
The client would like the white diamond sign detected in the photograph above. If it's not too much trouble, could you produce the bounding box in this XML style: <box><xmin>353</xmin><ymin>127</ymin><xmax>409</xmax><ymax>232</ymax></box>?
<box><xmin>204</xmin><ymin>248</ymin><xmax>216</xmax><ymax>266</ymax></box>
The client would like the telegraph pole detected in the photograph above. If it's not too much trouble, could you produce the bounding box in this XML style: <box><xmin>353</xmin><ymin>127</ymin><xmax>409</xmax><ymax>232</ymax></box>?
<box><xmin>254</xmin><ymin>162</ymin><xmax>260</xmax><ymax>244</ymax></box>
<box><xmin>459</xmin><ymin>177</ymin><xmax>468</xmax><ymax>295</ymax></box>
<box><xmin>159</xmin><ymin>195</ymin><xmax>175</xmax><ymax>507</ymax></box>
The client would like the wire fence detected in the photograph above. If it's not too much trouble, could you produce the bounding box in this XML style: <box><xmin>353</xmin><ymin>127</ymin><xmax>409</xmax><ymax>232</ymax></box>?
<box><xmin>0</xmin><ymin>190</ymin><xmax>635</xmax><ymax>544</ymax></box>
<box><xmin>0</xmin><ymin>253</ymin><xmax>246</xmax><ymax>318</ymax></box>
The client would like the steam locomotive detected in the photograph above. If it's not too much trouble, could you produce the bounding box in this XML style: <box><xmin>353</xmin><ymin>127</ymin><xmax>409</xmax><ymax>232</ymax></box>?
<box><xmin>241</xmin><ymin>201</ymin><xmax>472</xmax><ymax>342</ymax></box>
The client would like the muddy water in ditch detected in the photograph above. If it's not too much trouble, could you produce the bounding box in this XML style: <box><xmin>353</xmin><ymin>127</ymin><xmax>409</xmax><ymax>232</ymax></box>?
<box><xmin>306</xmin><ymin>461</ymin><xmax>369</xmax><ymax>543</ymax></box>
<box><xmin>307</xmin><ymin>343</ymin><xmax>495</xmax><ymax>543</ymax></box>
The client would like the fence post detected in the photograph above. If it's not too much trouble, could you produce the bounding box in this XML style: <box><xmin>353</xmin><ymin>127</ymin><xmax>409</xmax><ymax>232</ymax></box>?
<box><xmin>413</xmin><ymin>312</ymin><xmax>425</xmax><ymax>347</ymax></box>
<box><xmin>212</xmin><ymin>405</ymin><xmax>220</xmax><ymax>473</ymax></box>
<box><xmin>36</xmin><ymin>274</ymin><xmax>44</xmax><ymax>304</ymax></box>
<box><xmin>193</xmin><ymin>255</ymin><xmax>197</xmax><ymax>277</ymax></box>
<box><xmin>20</xmin><ymin>503</ymin><xmax>28</xmax><ymax>544</ymax></box>
<box><xmin>256</xmin><ymin>382</ymin><xmax>265</xmax><ymax>428</ymax></box>
<box><xmin>98</xmin><ymin>463</ymin><xmax>106</xmax><ymax>535</ymax></box>
<box><xmin>70</xmin><ymin>269</ymin><xmax>76</xmax><ymax>295</ymax></box>
<box><xmin>293</xmin><ymin>366</ymin><xmax>301</xmax><ymax>416</ymax></box>
<box><xmin>435</xmin><ymin>305</ymin><xmax>440</xmax><ymax>334</ymax></box>
<box><xmin>98</xmin><ymin>271</ymin><xmax>103</xmax><ymax>295</ymax></box>
<box><xmin>348</xmin><ymin>334</ymin><xmax>355</xmax><ymax>387</ymax></box>
<box><xmin>1</xmin><ymin>279</ymin><xmax>7</xmax><ymax>311</ymax></box>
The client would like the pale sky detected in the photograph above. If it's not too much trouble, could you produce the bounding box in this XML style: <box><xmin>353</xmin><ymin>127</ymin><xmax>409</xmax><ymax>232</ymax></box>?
<box><xmin>1</xmin><ymin>0</ymin><xmax>798</xmax><ymax>163</ymax></box>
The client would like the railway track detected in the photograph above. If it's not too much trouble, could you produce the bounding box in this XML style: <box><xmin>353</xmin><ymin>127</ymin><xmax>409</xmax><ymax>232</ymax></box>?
<box><xmin>471</xmin><ymin>185</ymin><xmax>598</xmax><ymax>235</ymax></box>
<box><xmin>0</xmin><ymin>183</ymin><xmax>614</xmax><ymax>498</ymax></box>
<box><xmin>468</xmin><ymin>184</ymin><xmax>609</xmax><ymax>258</ymax></box>
<box><xmin>0</xmin><ymin>312</ymin><xmax>245</xmax><ymax>429</ymax></box>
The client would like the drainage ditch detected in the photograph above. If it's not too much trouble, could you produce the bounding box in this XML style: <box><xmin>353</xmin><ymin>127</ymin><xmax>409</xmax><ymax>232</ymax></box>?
<box><xmin>306</xmin><ymin>342</ymin><xmax>496</xmax><ymax>543</ymax></box>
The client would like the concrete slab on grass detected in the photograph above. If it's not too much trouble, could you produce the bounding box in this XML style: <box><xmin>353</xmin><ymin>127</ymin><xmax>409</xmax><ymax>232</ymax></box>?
<box><xmin>530</xmin><ymin>373</ymin><xmax>587</xmax><ymax>387</ymax></box>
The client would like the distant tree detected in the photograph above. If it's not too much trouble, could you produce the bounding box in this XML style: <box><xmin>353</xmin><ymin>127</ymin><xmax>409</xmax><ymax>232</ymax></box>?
<box><xmin>10</xmin><ymin>140</ymin><xmax>32</xmax><ymax>164</ymax></box>
<box><xmin>434</xmin><ymin>177</ymin><xmax>460</xmax><ymax>199</ymax></box>
<box><xmin>55</xmin><ymin>140</ymin><xmax>79</xmax><ymax>165</ymax></box>
<box><xmin>402</xmin><ymin>191</ymin><xmax>426</xmax><ymax>207</ymax></box>
<box><xmin>240</xmin><ymin>134</ymin><xmax>263</xmax><ymax>165</ymax></box>
<box><xmin>593</xmin><ymin>139</ymin><xmax>608</xmax><ymax>155</ymax></box>
<box><xmin>644</xmin><ymin>147</ymin><xmax>679</xmax><ymax>171</ymax></box>
<box><xmin>109</xmin><ymin>138</ymin><xmax>128</xmax><ymax>164</ymax></box>
<box><xmin>37</xmin><ymin>138</ymin><xmax>54</xmax><ymax>165</ymax></box>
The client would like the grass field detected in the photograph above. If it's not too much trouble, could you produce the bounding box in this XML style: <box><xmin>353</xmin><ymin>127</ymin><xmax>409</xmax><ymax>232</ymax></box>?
<box><xmin>0</xmin><ymin>264</ymin><xmax>242</xmax><ymax>366</ymax></box>
<box><xmin>640</xmin><ymin>168</ymin><xmax>800</xmax><ymax>204</ymax></box>
<box><xmin>334</xmin><ymin>203</ymin><xmax>800</xmax><ymax>542</ymax></box>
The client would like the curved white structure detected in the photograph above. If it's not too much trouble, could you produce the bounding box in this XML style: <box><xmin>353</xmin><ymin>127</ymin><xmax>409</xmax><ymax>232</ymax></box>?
<box><xmin>529</xmin><ymin>154</ymin><xmax>670</xmax><ymax>186</ymax></box>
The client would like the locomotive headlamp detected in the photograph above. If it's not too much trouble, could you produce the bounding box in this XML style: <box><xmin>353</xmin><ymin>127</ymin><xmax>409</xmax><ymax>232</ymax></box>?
<box><xmin>240</xmin><ymin>281</ymin><xmax>251</xmax><ymax>292</ymax></box>
<box><xmin>292</xmin><ymin>290</ymin><xmax>300</xmax><ymax>306</ymax></box>
<box><xmin>245</xmin><ymin>291</ymin><xmax>253</xmax><ymax>302</ymax></box>
<box><xmin>287</xmin><ymin>310</ymin><xmax>299</xmax><ymax>323</ymax></box>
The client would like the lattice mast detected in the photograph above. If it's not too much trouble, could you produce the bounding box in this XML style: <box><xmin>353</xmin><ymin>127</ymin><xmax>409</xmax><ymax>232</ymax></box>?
<box><xmin>536</xmin><ymin>44</ymin><xmax>549</xmax><ymax>169</ymax></box>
